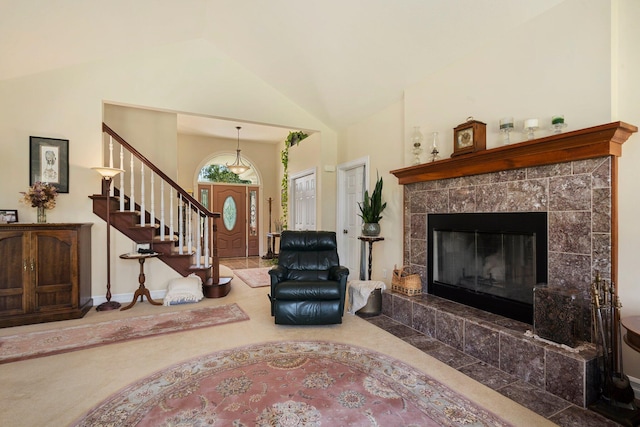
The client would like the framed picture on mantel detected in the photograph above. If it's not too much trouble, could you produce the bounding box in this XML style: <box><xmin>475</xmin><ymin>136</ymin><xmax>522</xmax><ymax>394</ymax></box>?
<box><xmin>29</xmin><ymin>136</ymin><xmax>69</xmax><ymax>193</ymax></box>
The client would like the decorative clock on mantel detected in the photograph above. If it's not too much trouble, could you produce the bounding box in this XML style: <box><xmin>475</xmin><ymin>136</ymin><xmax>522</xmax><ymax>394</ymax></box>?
<box><xmin>452</xmin><ymin>117</ymin><xmax>486</xmax><ymax>157</ymax></box>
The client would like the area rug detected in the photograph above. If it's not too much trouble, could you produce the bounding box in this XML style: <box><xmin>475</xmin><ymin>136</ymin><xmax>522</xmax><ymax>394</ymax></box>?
<box><xmin>234</xmin><ymin>267</ymin><xmax>272</xmax><ymax>288</ymax></box>
<box><xmin>72</xmin><ymin>341</ymin><xmax>512</xmax><ymax>427</ymax></box>
<box><xmin>0</xmin><ymin>304</ymin><xmax>249</xmax><ymax>364</ymax></box>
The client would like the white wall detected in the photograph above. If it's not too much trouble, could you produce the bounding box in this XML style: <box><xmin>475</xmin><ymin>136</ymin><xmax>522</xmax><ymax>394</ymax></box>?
<box><xmin>104</xmin><ymin>104</ymin><xmax>179</xmax><ymax>181</ymax></box>
<box><xmin>340</xmin><ymin>100</ymin><xmax>405</xmax><ymax>282</ymax></box>
<box><xmin>616</xmin><ymin>0</ymin><xmax>640</xmax><ymax>383</ymax></box>
<box><xmin>0</xmin><ymin>39</ymin><xmax>336</xmax><ymax>300</ymax></box>
<box><xmin>404</xmin><ymin>0</ymin><xmax>611</xmax><ymax>162</ymax></box>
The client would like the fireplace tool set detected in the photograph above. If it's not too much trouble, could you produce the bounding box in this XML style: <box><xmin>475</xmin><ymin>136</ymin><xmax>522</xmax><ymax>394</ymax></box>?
<box><xmin>589</xmin><ymin>272</ymin><xmax>640</xmax><ymax>426</ymax></box>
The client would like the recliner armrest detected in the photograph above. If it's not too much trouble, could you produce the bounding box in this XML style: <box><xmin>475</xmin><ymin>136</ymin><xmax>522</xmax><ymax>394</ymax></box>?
<box><xmin>269</xmin><ymin>265</ymin><xmax>287</xmax><ymax>285</ymax></box>
<box><xmin>329</xmin><ymin>266</ymin><xmax>349</xmax><ymax>283</ymax></box>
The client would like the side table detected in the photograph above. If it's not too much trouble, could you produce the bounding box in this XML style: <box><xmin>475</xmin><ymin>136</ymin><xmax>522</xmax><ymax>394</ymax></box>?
<box><xmin>357</xmin><ymin>236</ymin><xmax>384</xmax><ymax>280</ymax></box>
<box><xmin>119</xmin><ymin>252</ymin><xmax>163</xmax><ymax>310</ymax></box>
<box><xmin>263</xmin><ymin>232</ymin><xmax>281</xmax><ymax>259</ymax></box>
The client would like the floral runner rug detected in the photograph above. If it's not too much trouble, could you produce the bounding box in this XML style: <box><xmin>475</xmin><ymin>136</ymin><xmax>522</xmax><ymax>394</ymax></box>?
<box><xmin>0</xmin><ymin>304</ymin><xmax>249</xmax><ymax>364</ymax></box>
<box><xmin>234</xmin><ymin>267</ymin><xmax>272</xmax><ymax>288</ymax></box>
<box><xmin>72</xmin><ymin>341</ymin><xmax>513</xmax><ymax>427</ymax></box>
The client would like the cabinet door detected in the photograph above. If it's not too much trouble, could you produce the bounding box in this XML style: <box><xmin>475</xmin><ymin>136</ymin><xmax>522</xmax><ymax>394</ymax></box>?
<box><xmin>31</xmin><ymin>229</ymin><xmax>78</xmax><ymax>312</ymax></box>
<box><xmin>0</xmin><ymin>231</ymin><xmax>29</xmax><ymax>316</ymax></box>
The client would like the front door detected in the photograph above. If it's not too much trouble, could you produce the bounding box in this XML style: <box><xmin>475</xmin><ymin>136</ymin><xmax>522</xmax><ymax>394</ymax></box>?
<box><xmin>213</xmin><ymin>185</ymin><xmax>246</xmax><ymax>258</ymax></box>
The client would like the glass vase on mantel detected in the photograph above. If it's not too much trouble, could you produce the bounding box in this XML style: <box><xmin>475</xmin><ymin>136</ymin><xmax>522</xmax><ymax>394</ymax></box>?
<box><xmin>411</xmin><ymin>126</ymin><xmax>423</xmax><ymax>165</ymax></box>
<box><xmin>37</xmin><ymin>206</ymin><xmax>46</xmax><ymax>223</ymax></box>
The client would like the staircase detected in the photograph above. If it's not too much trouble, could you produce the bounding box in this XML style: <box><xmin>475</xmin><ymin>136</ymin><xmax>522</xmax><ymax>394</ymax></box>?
<box><xmin>90</xmin><ymin>123</ymin><xmax>226</xmax><ymax>296</ymax></box>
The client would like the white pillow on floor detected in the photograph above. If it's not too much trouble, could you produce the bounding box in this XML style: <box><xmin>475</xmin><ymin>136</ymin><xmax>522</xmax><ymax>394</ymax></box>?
<box><xmin>163</xmin><ymin>274</ymin><xmax>203</xmax><ymax>306</ymax></box>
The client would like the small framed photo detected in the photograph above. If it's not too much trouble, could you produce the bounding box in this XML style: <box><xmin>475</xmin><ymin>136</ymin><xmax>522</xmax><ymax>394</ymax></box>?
<box><xmin>29</xmin><ymin>136</ymin><xmax>69</xmax><ymax>193</ymax></box>
<box><xmin>0</xmin><ymin>209</ymin><xmax>19</xmax><ymax>224</ymax></box>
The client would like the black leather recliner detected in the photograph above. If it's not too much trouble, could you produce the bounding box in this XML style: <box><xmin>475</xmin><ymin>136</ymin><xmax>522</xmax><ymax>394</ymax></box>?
<box><xmin>268</xmin><ymin>230</ymin><xmax>349</xmax><ymax>325</ymax></box>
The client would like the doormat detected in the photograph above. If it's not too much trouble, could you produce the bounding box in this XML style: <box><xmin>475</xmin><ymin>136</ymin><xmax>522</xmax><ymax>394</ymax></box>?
<box><xmin>234</xmin><ymin>267</ymin><xmax>272</xmax><ymax>288</ymax></box>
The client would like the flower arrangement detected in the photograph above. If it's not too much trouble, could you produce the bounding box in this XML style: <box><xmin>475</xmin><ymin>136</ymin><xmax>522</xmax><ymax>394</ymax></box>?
<box><xmin>20</xmin><ymin>182</ymin><xmax>58</xmax><ymax>209</ymax></box>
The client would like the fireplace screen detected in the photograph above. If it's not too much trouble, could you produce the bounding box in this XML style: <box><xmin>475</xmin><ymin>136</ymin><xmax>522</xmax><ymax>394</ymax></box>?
<box><xmin>427</xmin><ymin>212</ymin><xmax>547</xmax><ymax>324</ymax></box>
<box><xmin>432</xmin><ymin>230</ymin><xmax>536</xmax><ymax>305</ymax></box>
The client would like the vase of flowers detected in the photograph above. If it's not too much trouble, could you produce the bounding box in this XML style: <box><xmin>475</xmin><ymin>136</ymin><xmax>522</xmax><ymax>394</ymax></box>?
<box><xmin>20</xmin><ymin>182</ymin><xmax>58</xmax><ymax>223</ymax></box>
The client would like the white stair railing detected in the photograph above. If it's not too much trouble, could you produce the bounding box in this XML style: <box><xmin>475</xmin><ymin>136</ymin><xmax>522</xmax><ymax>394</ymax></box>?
<box><xmin>100</xmin><ymin>123</ymin><xmax>219</xmax><ymax>284</ymax></box>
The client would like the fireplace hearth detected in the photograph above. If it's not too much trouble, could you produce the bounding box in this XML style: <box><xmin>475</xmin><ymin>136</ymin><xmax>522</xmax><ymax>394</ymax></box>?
<box><xmin>428</xmin><ymin>212</ymin><xmax>547</xmax><ymax>324</ymax></box>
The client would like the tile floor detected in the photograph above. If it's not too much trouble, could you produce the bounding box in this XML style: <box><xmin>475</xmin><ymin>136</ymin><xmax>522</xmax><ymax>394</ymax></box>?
<box><xmin>230</xmin><ymin>257</ymin><xmax>627</xmax><ymax>426</ymax></box>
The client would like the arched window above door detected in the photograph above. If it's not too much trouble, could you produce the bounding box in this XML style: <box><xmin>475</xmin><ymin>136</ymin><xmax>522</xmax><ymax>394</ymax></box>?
<box><xmin>198</xmin><ymin>154</ymin><xmax>258</xmax><ymax>184</ymax></box>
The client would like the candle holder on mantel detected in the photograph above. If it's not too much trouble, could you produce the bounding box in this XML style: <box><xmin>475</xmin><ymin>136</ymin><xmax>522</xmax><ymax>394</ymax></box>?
<box><xmin>499</xmin><ymin>117</ymin><xmax>514</xmax><ymax>145</ymax></box>
<box><xmin>551</xmin><ymin>115</ymin><xmax>567</xmax><ymax>134</ymax></box>
<box><xmin>429</xmin><ymin>132</ymin><xmax>440</xmax><ymax>162</ymax></box>
<box><xmin>411</xmin><ymin>126</ymin><xmax>423</xmax><ymax>165</ymax></box>
<box><xmin>523</xmin><ymin>118</ymin><xmax>539</xmax><ymax>141</ymax></box>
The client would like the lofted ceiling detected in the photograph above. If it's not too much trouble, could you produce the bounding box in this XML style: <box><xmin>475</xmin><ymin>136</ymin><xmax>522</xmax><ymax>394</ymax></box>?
<box><xmin>0</xmin><ymin>0</ymin><xmax>565</xmax><ymax>139</ymax></box>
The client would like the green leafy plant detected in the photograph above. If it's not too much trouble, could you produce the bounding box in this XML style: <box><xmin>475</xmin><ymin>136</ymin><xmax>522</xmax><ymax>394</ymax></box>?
<box><xmin>285</xmin><ymin>131</ymin><xmax>308</xmax><ymax>148</ymax></box>
<box><xmin>358</xmin><ymin>173</ymin><xmax>387</xmax><ymax>223</ymax></box>
<box><xmin>280</xmin><ymin>131</ymin><xmax>308</xmax><ymax>227</ymax></box>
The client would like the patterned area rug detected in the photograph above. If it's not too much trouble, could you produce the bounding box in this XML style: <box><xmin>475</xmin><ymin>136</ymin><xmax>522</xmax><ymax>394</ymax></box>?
<box><xmin>0</xmin><ymin>304</ymin><xmax>249</xmax><ymax>364</ymax></box>
<box><xmin>72</xmin><ymin>341</ymin><xmax>512</xmax><ymax>427</ymax></box>
<box><xmin>234</xmin><ymin>267</ymin><xmax>272</xmax><ymax>288</ymax></box>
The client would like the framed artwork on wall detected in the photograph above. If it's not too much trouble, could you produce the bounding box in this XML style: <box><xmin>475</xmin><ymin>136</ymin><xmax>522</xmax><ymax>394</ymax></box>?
<box><xmin>0</xmin><ymin>209</ymin><xmax>18</xmax><ymax>223</ymax></box>
<box><xmin>29</xmin><ymin>136</ymin><xmax>69</xmax><ymax>193</ymax></box>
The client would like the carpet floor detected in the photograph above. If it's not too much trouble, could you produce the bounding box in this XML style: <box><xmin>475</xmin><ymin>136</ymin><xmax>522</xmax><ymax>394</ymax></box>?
<box><xmin>0</xmin><ymin>270</ymin><xmax>554</xmax><ymax>427</ymax></box>
<box><xmin>73</xmin><ymin>340</ymin><xmax>512</xmax><ymax>426</ymax></box>
<box><xmin>233</xmin><ymin>267</ymin><xmax>272</xmax><ymax>288</ymax></box>
<box><xmin>0</xmin><ymin>304</ymin><xmax>249</xmax><ymax>364</ymax></box>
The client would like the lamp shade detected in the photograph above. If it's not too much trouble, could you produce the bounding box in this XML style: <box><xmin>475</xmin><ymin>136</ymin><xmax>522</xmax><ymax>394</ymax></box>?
<box><xmin>92</xmin><ymin>166</ymin><xmax>124</xmax><ymax>179</ymax></box>
<box><xmin>226</xmin><ymin>126</ymin><xmax>250</xmax><ymax>174</ymax></box>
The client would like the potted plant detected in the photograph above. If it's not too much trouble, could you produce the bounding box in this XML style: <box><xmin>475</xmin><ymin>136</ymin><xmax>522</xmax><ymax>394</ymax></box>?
<box><xmin>358</xmin><ymin>173</ymin><xmax>387</xmax><ymax>236</ymax></box>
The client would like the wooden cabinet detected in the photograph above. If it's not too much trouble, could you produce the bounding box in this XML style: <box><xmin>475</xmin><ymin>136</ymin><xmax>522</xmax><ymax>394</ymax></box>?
<box><xmin>0</xmin><ymin>223</ymin><xmax>93</xmax><ymax>327</ymax></box>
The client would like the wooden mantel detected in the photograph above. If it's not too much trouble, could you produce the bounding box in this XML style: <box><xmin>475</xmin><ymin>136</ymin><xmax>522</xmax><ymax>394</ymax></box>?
<box><xmin>391</xmin><ymin>121</ymin><xmax>637</xmax><ymax>184</ymax></box>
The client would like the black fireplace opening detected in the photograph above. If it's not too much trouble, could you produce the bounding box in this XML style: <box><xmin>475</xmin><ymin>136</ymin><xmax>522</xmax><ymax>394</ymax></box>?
<box><xmin>427</xmin><ymin>212</ymin><xmax>547</xmax><ymax>324</ymax></box>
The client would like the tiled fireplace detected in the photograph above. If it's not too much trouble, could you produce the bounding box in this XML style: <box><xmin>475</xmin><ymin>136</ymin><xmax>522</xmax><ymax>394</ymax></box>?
<box><xmin>389</xmin><ymin>122</ymin><xmax>637</xmax><ymax>407</ymax></box>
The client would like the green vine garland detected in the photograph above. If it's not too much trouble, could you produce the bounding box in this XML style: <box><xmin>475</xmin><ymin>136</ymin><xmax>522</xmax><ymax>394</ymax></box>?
<box><xmin>280</xmin><ymin>131</ymin><xmax>308</xmax><ymax>228</ymax></box>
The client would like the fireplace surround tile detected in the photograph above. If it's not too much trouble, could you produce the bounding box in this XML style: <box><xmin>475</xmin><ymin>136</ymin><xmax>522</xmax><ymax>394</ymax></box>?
<box><xmin>391</xmin><ymin>295</ymin><xmax>412</xmax><ymax>325</ymax></box>
<box><xmin>592</xmin><ymin>233</ymin><xmax>612</xmax><ymax>278</ymax></box>
<box><xmin>412</xmin><ymin>301</ymin><xmax>435</xmax><ymax>336</ymax></box>
<box><xmin>383</xmin><ymin>291</ymin><xmax>599</xmax><ymax>406</ymax></box>
<box><xmin>526</xmin><ymin>162</ymin><xmax>572</xmax><ymax>179</ymax></box>
<box><xmin>548</xmin><ymin>252</ymin><xmax>592</xmax><ymax>289</ymax></box>
<box><xmin>464</xmin><ymin>322</ymin><xmax>500</xmax><ymax>366</ymax></box>
<box><xmin>476</xmin><ymin>182</ymin><xmax>509</xmax><ymax>212</ymax></box>
<box><xmin>409</xmin><ymin>238</ymin><xmax>426</xmax><ymax>266</ymax></box>
<box><xmin>546</xmin><ymin>349</ymin><xmax>588</xmax><ymax>406</ymax></box>
<box><xmin>500</xmin><ymin>333</ymin><xmax>546</xmax><ymax>388</ymax></box>
<box><xmin>592</xmin><ymin>188</ymin><xmax>611</xmax><ymax>233</ymax></box>
<box><xmin>506</xmin><ymin>179</ymin><xmax>548</xmax><ymax>211</ymax></box>
<box><xmin>409</xmin><ymin>214</ymin><xmax>426</xmax><ymax>239</ymax></box>
<box><xmin>548</xmin><ymin>211</ymin><xmax>592</xmax><ymax>254</ymax></box>
<box><xmin>435</xmin><ymin>310</ymin><xmax>464</xmax><ymax>350</ymax></box>
<box><xmin>549</xmin><ymin>175</ymin><xmax>592</xmax><ymax>211</ymax></box>
<box><xmin>448</xmin><ymin>187</ymin><xmax>476</xmax><ymax>212</ymax></box>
